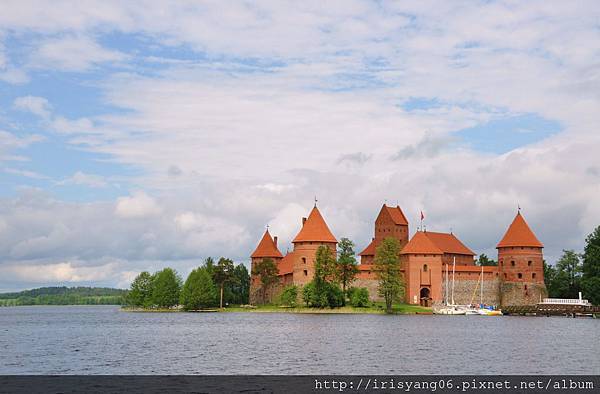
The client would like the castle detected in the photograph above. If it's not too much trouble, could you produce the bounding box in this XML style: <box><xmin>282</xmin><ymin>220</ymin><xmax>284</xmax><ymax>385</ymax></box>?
<box><xmin>250</xmin><ymin>203</ymin><xmax>547</xmax><ymax>306</ymax></box>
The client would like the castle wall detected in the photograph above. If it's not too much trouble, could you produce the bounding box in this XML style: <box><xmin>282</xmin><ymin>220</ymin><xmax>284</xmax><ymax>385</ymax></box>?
<box><xmin>500</xmin><ymin>281</ymin><xmax>547</xmax><ymax>306</ymax></box>
<box><xmin>291</xmin><ymin>241</ymin><xmax>336</xmax><ymax>286</ymax></box>
<box><xmin>447</xmin><ymin>277</ymin><xmax>501</xmax><ymax>306</ymax></box>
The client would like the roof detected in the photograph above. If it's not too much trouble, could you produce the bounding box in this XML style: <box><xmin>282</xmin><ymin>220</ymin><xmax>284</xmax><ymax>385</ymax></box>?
<box><xmin>422</xmin><ymin>231</ymin><xmax>475</xmax><ymax>255</ymax></box>
<box><xmin>278</xmin><ymin>253</ymin><xmax>294</xmax><ymax>276</ymax></box>
<box><xmin>358</xmin><ymin>239</ymin><xmax>377</xmax><ymax>256</ymax></box>
<box><xmin>497</xmin><ymin>212</ymin><xmax>543</xmax><ymax>248</ymax></box>
<box><xmin>385</xmin><ymin>204</ymin><xmax>409</xmax><ymax>225</ymax></box>
<box><xmin>401</xmin><ymin>231</ymin><xmax>443</xmax><ymax>255</ymax></box>
<box><xmin>250</xmin><ymin>229</ymin><xmax>283</xmax><ymax>258</ymax></box>
<box><xmin>292</xmin><ymin>206</ymin><xmax>337</xmax><ymax>243</ymax></box>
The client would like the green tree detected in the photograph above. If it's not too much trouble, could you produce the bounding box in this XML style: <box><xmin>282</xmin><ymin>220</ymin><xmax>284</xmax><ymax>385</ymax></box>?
<box><xmin>335</xmin><ymin>237</ymin><xmax>359</xmax><ymax>305</ymax></box>
<box><xmin>151</xmin><ymin>268</ymin><xmax>182</xmax><ymax>308</ymax></box>
<box><xmin>555</xmin><ymin>250</ymin><xmax>582</xmax><ymax>299</ymax></box>
<box><xmin>225</xmin><ymin>264</ymin><xmax>250</xmax><ymax>305</ymax></box>
<box><xmin>581</xmin><ymin>226</ymin><xmax>600</xmax><ymax>305</ymax></box>
<box><xmin>349</xmin><ymin>287</ymin><xmax>370</xmax><ymax>307</ymax></box>
<box><xmin>127</xmin><ymin>271</ymin><xmax>154</xmax><ymax>307</ymax></box>
<box><xmin>374</xmin><ymin>237</ymin><xmax>404</xmax><ymax>313</ymax></box>
<box><xmin>477</xmin><ymin>253</ymin><xmax>497</xmax><ymax>266</ymax></box>
<box><xmin>180</xmin><ymin>267</ymin><xmax>217</xmax><ymax>310</ymax></box>
<box><xmin>213</xmin><ymin>257</ymin><xmax>235</xmax><ymax>308</ymax></box>
<box><xmin>279</xmin><ymin>285</ymin><xmax>298</xmax><ymax>307</ymax></box>
<box><xmin>252</xmin><ymin>258</ymin><xmax>279</xmax><ymax>303</ymax></box>
<box><xmin>302</xmin><ymin>246</ymin><xmax>343</xmax><ymax>308</ymax></box>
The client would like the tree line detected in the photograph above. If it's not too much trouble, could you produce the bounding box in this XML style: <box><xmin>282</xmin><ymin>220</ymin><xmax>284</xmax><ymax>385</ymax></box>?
<box><xmin>544</xmin><ymin>225</ymin><xmax>600</xmax><ymax>305</ymax></box>
<box><xmin>253</xmin><ymin>237</ymin><xmax>405</xmax><ymax>313</ymax></box>
<box><xmin>0</xmin><ymin>286</ymin><xmax>127</xmax><ymax>306</ymax></box>
<box><xmin>126</xmin><ymin>257</ymin><xmax>250</xmax><ymax>310</ymax></box>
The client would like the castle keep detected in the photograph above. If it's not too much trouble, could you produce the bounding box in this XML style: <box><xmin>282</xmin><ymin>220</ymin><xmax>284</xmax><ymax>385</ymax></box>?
<box><xmin>250</xmin><ymin>204</ymin><xmax>547</xmax><ymax>306</ymax></box>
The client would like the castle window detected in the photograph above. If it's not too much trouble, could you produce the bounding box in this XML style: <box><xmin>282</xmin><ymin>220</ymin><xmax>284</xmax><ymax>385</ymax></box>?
<box><xmin>528</xmin><ymin>260</ymin><xmax>532</xmax><ymax>266</ymax></box>
<box><xmin>511</xmin><ymin>261</ymin><xmax>515</xmax><ymax>267</ymax></box>
<box><xmin>532</xmin><ymin>273</ymin><xmax>536</xmax><ymax>279</ymax></box>
<box><xmin>504</xmin><ymin>273</ymin><xmax>507</xmax><ymax>279</ymax></box>
<box><xmin>518</xmin><ymin>273</ymin><xmax>523</xmax><ymax>279</ymax></box>
<box><xmin>423</xmin><ymin>264</ymin><xmax>428</xmax><ymax>272</ymax></box>
<box><xmin>303</xmin><ymin>270</ymin><xmax>308</xmax><ymax>276</ymax></box>
<box><xmin>499</xmin><ymin>260</ymin><xmax>503</xmax><ymax>266</ymax></box>
<box><xmin>302</xmin><ymin>257</ymin><xmax>306</xmax><ymax>264</ymax></box>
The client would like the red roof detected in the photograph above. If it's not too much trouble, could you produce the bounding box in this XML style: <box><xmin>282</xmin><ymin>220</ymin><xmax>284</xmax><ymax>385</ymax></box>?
<box><xmin>385</xmin><ymin>205</ymin><xmax>409</xmax><ymax>225</ymax></box>
<box><xmin>278</xmin><ymin>253</ymin><xmax>294</xmax><ymax>276</ymax></box>
<box><xmin>358</xmin><ymin>239</ymin><xmax>377</xmax><ymax>256</ymax></box>
<box><xmin>497</xmin><ymin>212</ymin><xmax>543</xmax><ymax>248</ymax></box>
<box><xmin>423</xmin><ymin>231</ymin><xmax>475</xmax><ymax>255</ymax></box>
<box><xmin>250</xmin><ymin>229</ymin><xmax>283</xmax><ymax>258</ymax></box>
<box><xmin>401</xmin><ymin>231</ymin><xmax>443</xmax><ymax>255</ymax></box>
<box><xmin>292</xmin><ymin>206</ymin><xmax>337</xmax><ymax>243</ymax></box>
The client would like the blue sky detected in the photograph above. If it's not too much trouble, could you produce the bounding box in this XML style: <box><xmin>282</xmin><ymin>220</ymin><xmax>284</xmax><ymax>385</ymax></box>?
<box><xmin>0</xmin><ymin>1</ymin><xmax>599</xmax><ymax>291</ymax></box>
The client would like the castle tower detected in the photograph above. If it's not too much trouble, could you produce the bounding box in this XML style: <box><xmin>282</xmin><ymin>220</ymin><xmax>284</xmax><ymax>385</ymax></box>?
<box><xmin>291</xmin><ymin>205</ymin><xmax>337</xmax><ymax>286</ymax></box>
<box><xmin>249</xmin><ymin>229</ymin><xmax>283</xmax><ymax>304</ymax></box>
<box><xmin>359</xmin><ymin>204</ymin><xmax>409</xmax><ymax>265</ymax></box>
<box><xmin>497</xmin><ymin>211</ymin><xmax>547</xmax><ymax>306</ymax></box>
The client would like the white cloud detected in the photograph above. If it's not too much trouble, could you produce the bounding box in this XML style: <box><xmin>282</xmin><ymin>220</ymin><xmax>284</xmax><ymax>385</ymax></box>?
<box><xmin>115</xmin><ymin>191</ymin><xmax>162</xmax><ymax>218</ymax></box>
<box><xmin>32</xmin><ymin>35</ymin><xmax>127</xmax><ymax>72</ymax></box>
<box><xmin>4</xmin><ymin>167</ymin><xmax>49</xmax><ymax>180</ymax></box>
<box><xmin>57</xmin><ymin>171</ymin><xmax>107</xmax><ymax>188</ymax></box>
<box><xmin>13</xmin><ymin>96</ymin><xmax>52</xmax><ymax>119</ymax></box>
<box><xmin>0</xmin><ymin>261</ymin><xmax>116</xmax><ymax>283</ymax></box>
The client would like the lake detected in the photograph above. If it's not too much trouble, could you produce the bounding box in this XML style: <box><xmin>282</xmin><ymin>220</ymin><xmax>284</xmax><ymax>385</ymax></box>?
<box><xmin>0</xmin><ymin>306</ymin><xmax>598</xmax><ymax>374</ymax></box>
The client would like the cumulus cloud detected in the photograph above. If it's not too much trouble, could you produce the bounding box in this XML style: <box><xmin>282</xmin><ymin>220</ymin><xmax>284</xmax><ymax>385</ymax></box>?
<box><xmin>115</xmin><ymin>191</ymin><xmax>162</xmax><ymax>218</ymax></box>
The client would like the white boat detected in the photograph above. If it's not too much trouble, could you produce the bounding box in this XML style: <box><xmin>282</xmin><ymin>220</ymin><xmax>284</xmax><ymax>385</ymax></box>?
<box><xmin>433</xmin><ymin>257</ymin><xmax>467</xmax><ymax>315</ymax></box>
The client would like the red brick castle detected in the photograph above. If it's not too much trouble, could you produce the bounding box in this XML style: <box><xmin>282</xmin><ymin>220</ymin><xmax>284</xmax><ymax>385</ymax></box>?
<box><xmin>250</xmin><ymin>203</ymin><xmax>547</xmax><ymax>306</ymax></box>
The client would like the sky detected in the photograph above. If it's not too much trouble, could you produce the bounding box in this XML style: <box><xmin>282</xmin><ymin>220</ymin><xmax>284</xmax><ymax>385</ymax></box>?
<box><xmin>0</xmin><ymin>1</ymin><xmax>599</xmax><ymax>292</ymax></box>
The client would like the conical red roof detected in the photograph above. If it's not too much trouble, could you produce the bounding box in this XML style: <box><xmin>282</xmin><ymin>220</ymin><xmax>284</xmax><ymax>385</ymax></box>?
<box><xmin>251</xmin><ymin>229</ymin><xmax>283</xmax><ymax>258</ymax></box>
<box><xmin>385</xmin><ymin>204</ymin><xmax>409</xmax><ymax>225</ymax></box>
<box><xmin>497</xmin><ymin>212</ymin><xmax>543</xmax><ymax>248</ymax></box>
<box><xmin>292</xmin><ymin>206</ymin><xmax>337</xmax><ymax>243</ymax></box>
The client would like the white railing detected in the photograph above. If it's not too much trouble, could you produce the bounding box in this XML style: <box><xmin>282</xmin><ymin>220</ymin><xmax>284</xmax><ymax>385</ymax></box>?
<box><xmin>540</xmin><ymin>298</ymin><xmax>590</xmax><ymax>306</ymax></box>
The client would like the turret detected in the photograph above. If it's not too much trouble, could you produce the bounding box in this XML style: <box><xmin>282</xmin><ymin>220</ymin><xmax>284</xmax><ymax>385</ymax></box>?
<box><xmin>497</xmin><ymin>211</ymin><xmax>547</xmax><ymax>306</ymax></box>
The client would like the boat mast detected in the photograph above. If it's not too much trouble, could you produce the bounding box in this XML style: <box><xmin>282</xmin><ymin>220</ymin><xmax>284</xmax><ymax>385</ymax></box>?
<box><xmin>480</xmin><ymin>264</ymin><xmax>484</xmax><ymax>305</ymax></box>
<box><xmin>451</xmin><ymin>256</ymin><xmax>456</xmax><ymax>305</ymax></box>
<box><xmin>445</xmin><ymin>263</ymin><xmax>449</xmax><ymax>306</ymax></box>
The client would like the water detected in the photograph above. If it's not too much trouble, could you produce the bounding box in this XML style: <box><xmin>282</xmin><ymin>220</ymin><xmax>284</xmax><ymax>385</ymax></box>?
<box><xmin>0</xmin><ymin>306</ymin><xmax>598</xmax><ymax>374</ymax></box>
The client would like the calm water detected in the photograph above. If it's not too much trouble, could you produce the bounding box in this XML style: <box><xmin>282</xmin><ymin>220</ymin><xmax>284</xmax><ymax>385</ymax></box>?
<box><xmin>0</xmin><ymin>306</ymin><xmax>598</xmax><ymax>374</ymax></box>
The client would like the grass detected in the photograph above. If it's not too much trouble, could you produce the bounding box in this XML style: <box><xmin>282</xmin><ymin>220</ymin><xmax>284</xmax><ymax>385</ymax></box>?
<box><xmin>223</xmin><ymin>302</ymin><xmax>431</xmax><ymax>315</ymax></box>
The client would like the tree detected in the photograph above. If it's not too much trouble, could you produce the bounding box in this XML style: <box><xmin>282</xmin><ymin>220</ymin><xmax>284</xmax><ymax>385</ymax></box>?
<box><xmin>349</xmin><ymin>287</ymin><xmax>370</xmax><ymax>307</ymax></box>
<box><xmin>126</xmin><ymin>271</ymin><xmax>154</xmax><ymax>307</ymax></box>
<box><xmin>374</xmin><ymin>237</ymin><xmax>404</xmax><ymax>313</ymax></box>
<box><xmin>335</xmin><ymin>237</ymin><xmax>359</xmax><ymax>305</ymax></box>
<box><xmin>302</xmin><ymin>245</ymin><xmax>344</xmax><ymax>308</ymax></box>
<box><xmin>555</xmin><ymin>250</ymin><xmax>582</xmax><ymax>299</ymax></box>
<box><xmin>477</xmin><ymin>253</ymin><xmax>497</xmax><ymax>266</ymax></box>
<box><xmin>180</xmin><ymin>267</ymin><xmax>217</xmax><ymax>310</ymax></box>
<box><xmin>252</xmin><ymin>258</ymin><xmax>279</xmax><ymax>303</ymax></box>
<box><xmin>225</xmin><ymin>264</ymin><xmax>250</xmax><ymax>305</ymax></box>
<box><xmin>213</xmin><ymin>257</ymin><xmax>235</xmax><ymax>308</ymax></box>
<box><xmin>279</xmin><ymin>285</ymin><xmax>298</xmax><ymax>307</ymax></box>
<box><xmin>151</xmin><ymin>268</ymin><xmax>182</xmax><ymax>308</ymax></box>
<box><xmin>582</xmin><ymin>226</ymin><xmax>600</xmax><ymax>305</ymax></box>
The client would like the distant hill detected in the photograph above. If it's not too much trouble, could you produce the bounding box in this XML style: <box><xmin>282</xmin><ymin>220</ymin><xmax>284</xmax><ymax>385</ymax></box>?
<box><xmin>0</xmin><ymin>286</ymin><xmax>128</xmax><ymax>306</ymax></box>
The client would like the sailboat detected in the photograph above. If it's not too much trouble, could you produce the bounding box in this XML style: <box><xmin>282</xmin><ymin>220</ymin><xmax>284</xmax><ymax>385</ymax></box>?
<box><xmin>473</xmin><ymin>265</ymin><xmax>502</xmax><ymax>316</ymax></box>
<box><xmin>433</xmin><ymin>257</ymin><xmax>466</xmax><ymax>315</ymax></box>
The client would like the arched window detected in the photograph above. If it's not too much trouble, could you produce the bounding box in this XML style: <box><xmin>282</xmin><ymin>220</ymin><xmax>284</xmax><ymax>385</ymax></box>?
<box><xmin>423</xmin><ymin>264</ymin><xmax>428</xmax><ymax>272</ymax></box>
<box><xmin>303</xmin><ymin>270</ymin><xmax>308</xmax><ymax>276</ymax></box>
<box><xmin>518</xmin><ymin>273</ymin><xmax>523</xmax><ymax>279</ymax></box>
<box><xmin>528</xmin><ymin>260</ymin><xmax>532</xmax><ymax>266</ymax></box>
<box><xmin>511</xmin><ymin>261</ymin><xmax>515</xmax><ymax>267</ymax></box>
<box><xmin>532</xmin><ymin>273</ymin><xmax>536</xmax><ymax>279</ymax></box>
<box><xmin>302</xmin><ymin>257</ymin><xmax>306</xmax><ymax>264</ymax></box>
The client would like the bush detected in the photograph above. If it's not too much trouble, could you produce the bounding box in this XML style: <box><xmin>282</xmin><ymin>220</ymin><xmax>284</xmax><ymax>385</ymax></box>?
<box><xmin>349</xmin><ymin>287</ymin><xmax>370</xmax><ymax>307</ymax></box>
<box><xmin>279</xmin><ymin>285</ymin><xmax>298</xmax><ymax>307</ymax></box>
<box><xmin>302</xmin><ymin>280</ymin><xmax>344</xmax><ymax>308</ymax></box>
